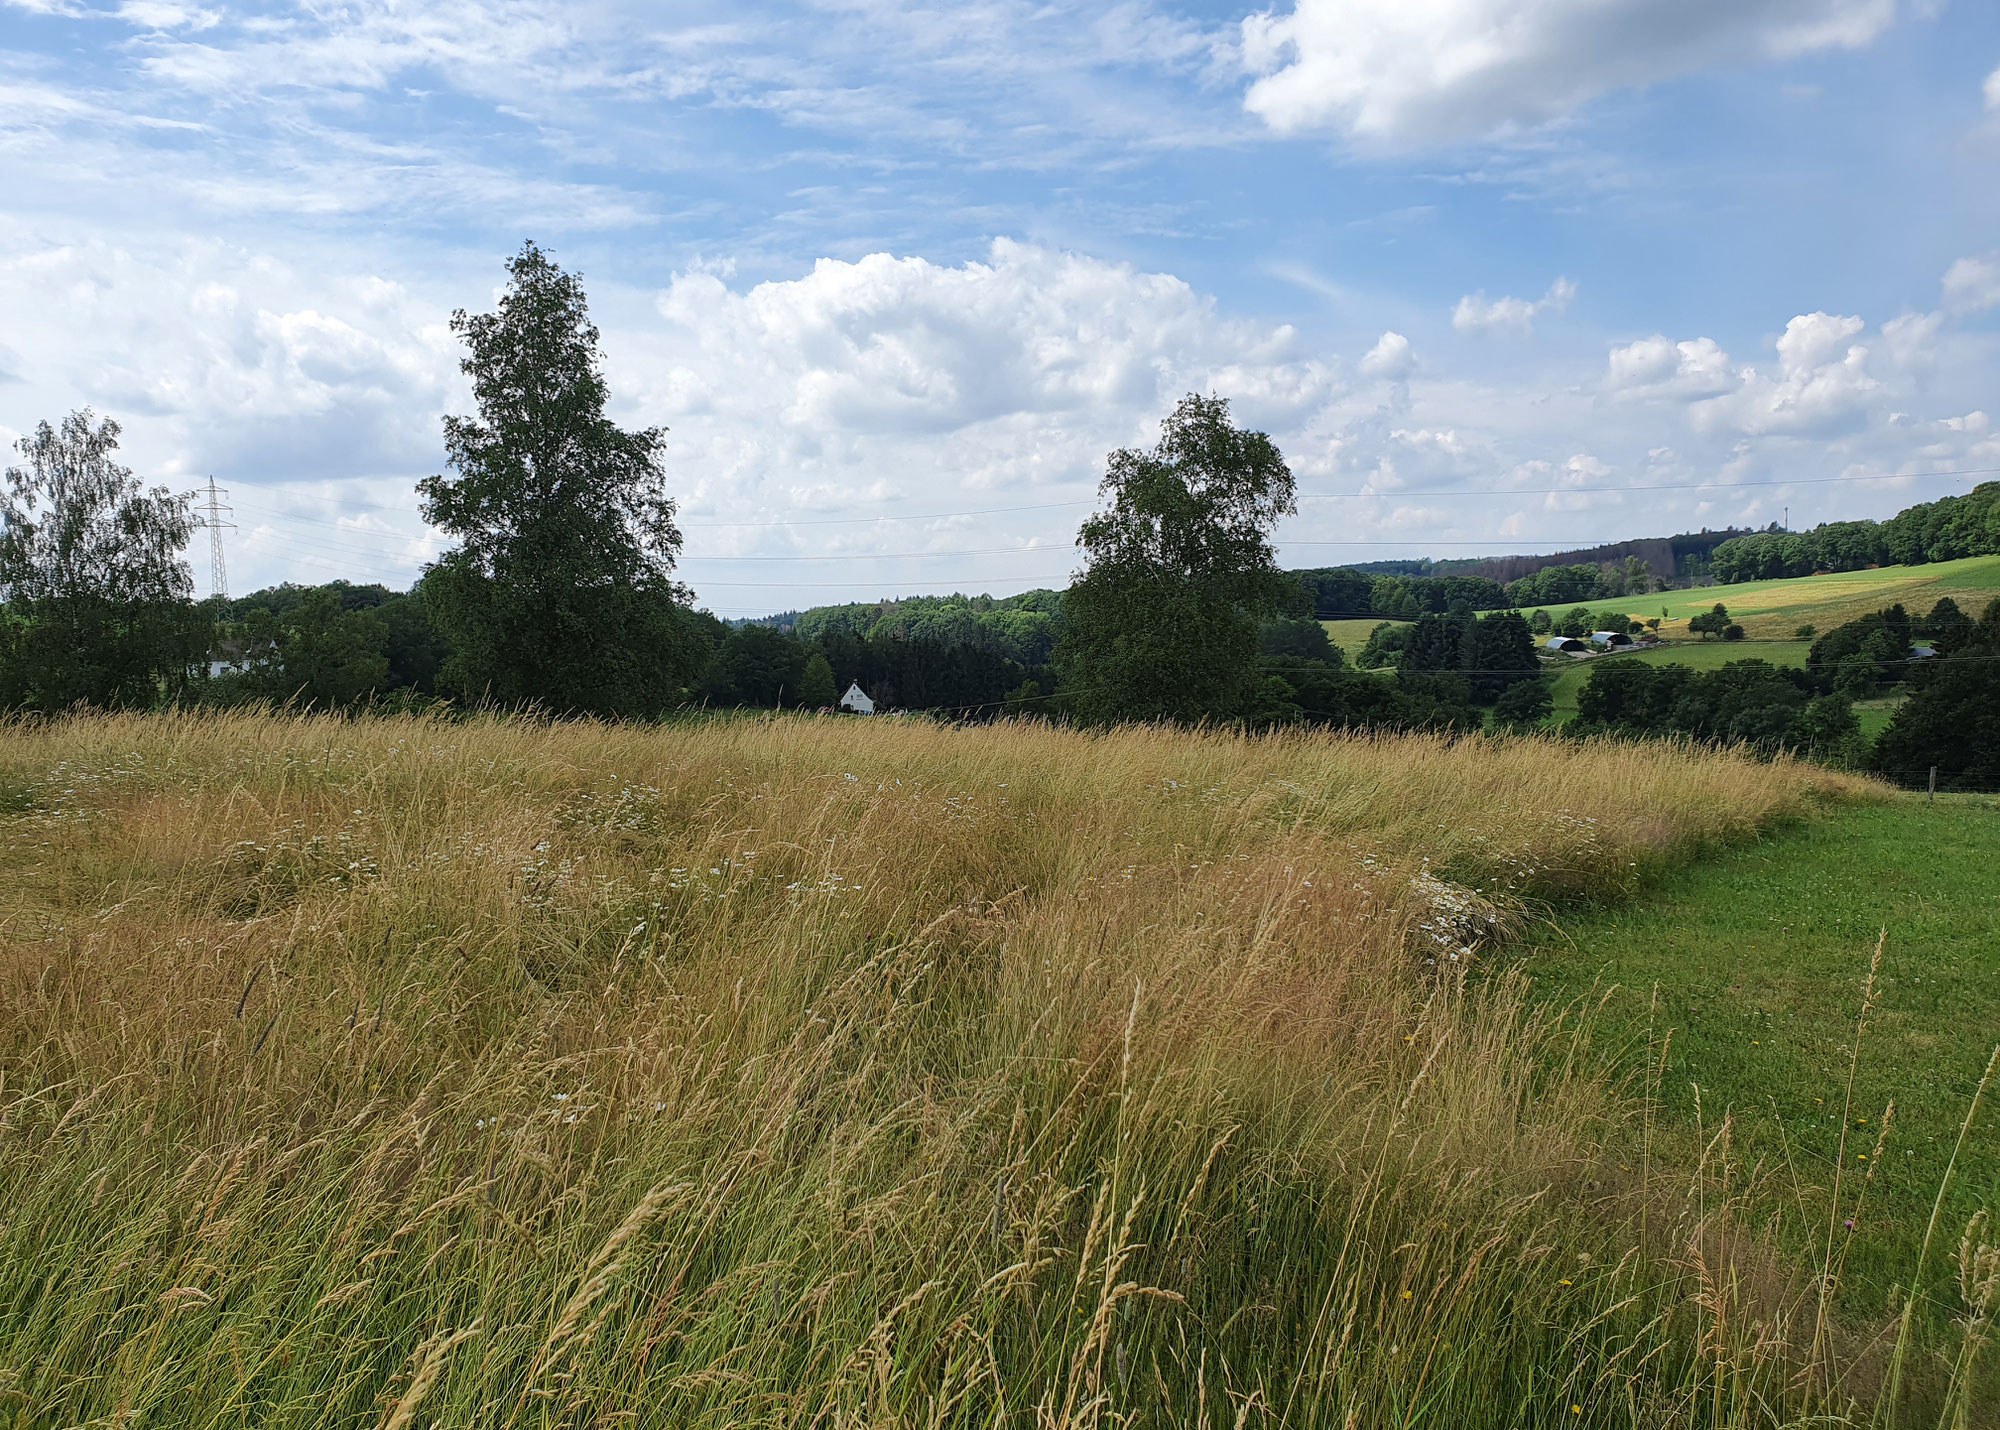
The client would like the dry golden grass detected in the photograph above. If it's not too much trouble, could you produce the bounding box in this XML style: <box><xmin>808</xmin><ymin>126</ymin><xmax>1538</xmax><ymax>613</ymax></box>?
<box><xmin>4</xmin><ymin>709</ymin><xmax>1968</xmax><ymax>1427</ymax></box>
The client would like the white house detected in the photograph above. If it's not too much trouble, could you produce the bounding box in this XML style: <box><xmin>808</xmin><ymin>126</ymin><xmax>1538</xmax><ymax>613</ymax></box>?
<box><xmin>1543</xmin><ymin>636</ymin><xmax>1589</xmax><ymax>655</ymax></box>
<box><xmin>1589</xmin><ymin>630</ymin><xmax>1635</xmax><ymax>649</ymax></box>
<box><xmin>207</xmin><ymin>641</ymin><xmax>249</xmax><ymax>679</ymax></box>
<box><xmin>838</xmin><ymin>682</ymin><xmax>875</xmax><ymax>715</ymax></box>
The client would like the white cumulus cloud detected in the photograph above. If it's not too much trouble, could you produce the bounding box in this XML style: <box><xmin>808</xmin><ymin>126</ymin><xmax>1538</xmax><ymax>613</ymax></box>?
<box><xmin>1611</xmin><ymin>312</ymin><xmax>1886</xmax><ymax>437</ymax></box>
<box><xmin>1453</xmin><ymin>276</ymin><xmax>1575</xmax><ymax>334</ymax></box>
<box><xmin>1705</xmin><ymin>312</ymin><xmax>1880</xmax><ymax>435</ymax></box>
<box><xmin>1357</xmin><ymin>330</ymin><xmax>1414</xmax><ymax>378</ymax></box>
<box><xmin>1240</xmin><ymin>0</ymin><xmax>1900</xmax><ymax>144</ymax></box>
<box><xmin>645</xmin><ymin>239</ymin><xmax>1335</xmax><ymax>471</ymax></box>
<box><xmin>1943</xmin><ymin>252</ymin><xmax>2000</xmax><ymax>313</ymax></box>
<box><xmin>1606</xmin><ymin>334</ymin><xmax>1736</xmax><ymax>397</ymax></box>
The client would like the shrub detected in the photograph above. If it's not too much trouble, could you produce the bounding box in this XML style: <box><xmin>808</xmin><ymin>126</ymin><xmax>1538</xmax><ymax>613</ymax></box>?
<box><xmin>1492</xmin><ymin>677</ymin><xmax>1554</xmax><ymax>731</ymax></box>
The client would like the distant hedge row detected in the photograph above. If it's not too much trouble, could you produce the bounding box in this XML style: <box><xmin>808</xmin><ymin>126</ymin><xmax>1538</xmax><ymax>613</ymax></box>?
<box><xmin>1708</xmin><ymin>482</ymin><xmax>2000</xmax><ymax>583</ymax></box>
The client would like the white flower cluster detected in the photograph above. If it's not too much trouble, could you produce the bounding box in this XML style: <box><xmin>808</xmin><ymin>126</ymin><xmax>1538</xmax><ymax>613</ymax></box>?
<box><xmin>1404</xmin><ymin>869</ymin><xmax>1500</xmax><ymax>968</ymax></box>
<box><xmin>228</xmin><ymin>814</ymin><xmax>381</xmax><ymax>890</ymax></box>
<box><xmin>26</xmin><ymin>752</ymin><xmax>160</xmax><ymax>819</ymax></box>
<box><xmin>560</xmin><ymin>780</ymin><xmax>668</xmax><ymax>834</ymax></box>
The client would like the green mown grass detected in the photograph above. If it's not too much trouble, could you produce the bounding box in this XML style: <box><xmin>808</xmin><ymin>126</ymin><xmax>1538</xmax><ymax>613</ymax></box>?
<box><xmin>1528</xmin><ymin>795</ymin><xmax>2000</xmax><ymax>1331</ymax></box>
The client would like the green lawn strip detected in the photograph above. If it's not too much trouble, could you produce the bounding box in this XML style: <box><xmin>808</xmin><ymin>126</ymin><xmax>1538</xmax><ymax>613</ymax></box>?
<box><xmin>1524</xmin><ymin>796</ymin><xmax>2000</xmax><ymax>1323</ymax></box>
<box><xmin>1545</xmin><ymin>640</ymin><xmax>1809</xmax><ymax>723</ymax></box>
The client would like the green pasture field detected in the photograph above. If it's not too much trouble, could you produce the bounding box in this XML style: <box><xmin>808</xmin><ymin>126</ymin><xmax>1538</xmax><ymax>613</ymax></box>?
<box><xmin>1545</xmin><ymin>639</ymin><xmax>1808</xmax><ymax>723</ymax></box>
<box><xmin>1319</xmin><ymin>616</ymin><xmax>1391</xmax><ymax>658</ymax></box>
<box><xmin>1320</xmin><ymin>556</ymin><xmax>2000</xmax><ymax>679</ymax></box>
<box><xmin>1853</xmin><ymin>693</ymin><xmax>1908</xmax><ymax>742</ymax></box>
<box><xmin>1516</xmin><ymin>553</ymin><xmax>2000</xmax><ymax>640</ymax></box>
<box><xmin>1528</xmin><ymin>794</ymin><xmax>2000</xmax><ymax>1321</ymax></box>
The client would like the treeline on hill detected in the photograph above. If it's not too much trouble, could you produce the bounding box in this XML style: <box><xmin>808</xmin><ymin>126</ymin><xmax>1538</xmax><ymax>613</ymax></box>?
<box><xmin>1572</xmin><ymin>595</ymin><xmax>1999</xmax><ymax>787</ymax></box>
<box><xmin>1472</xmin><ymin>528</ymin><xmax>1753</xmax><ymax>585</ymax></box>
<box><xmin>1295</xmin><ymin>552</ymin><xmax>1667</xmax><ymax>619</ymax></box>
<box><xmin>1708</xmin><ymin>482</ymin><xmax>2000</xmax><ymax>582</ymax></box>
<box><xmin>783</xmin><ymin>590</ymin><xmax>1062</xmax><ymax>665</ymax></box>
<box><xmin>687</xmin><ymin>612</ymin><xmax>1051</xmax><ymax>717</ymax></box>
<box><xmin>194</xmin><ymin>585</ymin><xmax>1056</xmax><ymax>720</ymax></box>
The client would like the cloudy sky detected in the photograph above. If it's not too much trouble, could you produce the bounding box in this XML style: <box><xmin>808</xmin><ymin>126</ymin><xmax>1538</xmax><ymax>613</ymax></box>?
<box><xmin>3</xmin><ymin>0</ymin><xmax>1997</xmax><ymax>615</ymax></box>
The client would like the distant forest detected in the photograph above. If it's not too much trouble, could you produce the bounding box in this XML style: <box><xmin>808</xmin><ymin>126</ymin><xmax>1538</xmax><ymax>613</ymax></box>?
<box><xmin>1706</xmin><ymin>483</ymin><xmax>2000</xmax><ymax>582</ymax></box>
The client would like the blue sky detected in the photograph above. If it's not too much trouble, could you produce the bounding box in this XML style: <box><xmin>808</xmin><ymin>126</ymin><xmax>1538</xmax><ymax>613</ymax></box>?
<box><xmin>3</xmin><ymin>0</ymin><xmax>1997</xmax><ymax>615</ymax></box>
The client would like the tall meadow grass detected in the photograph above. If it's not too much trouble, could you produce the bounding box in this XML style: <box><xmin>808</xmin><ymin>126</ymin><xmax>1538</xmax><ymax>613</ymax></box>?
<box><xmin>0</xmin><ymin>709</ymin><xmax>1978</xmax><ymax>1427</ymax></box>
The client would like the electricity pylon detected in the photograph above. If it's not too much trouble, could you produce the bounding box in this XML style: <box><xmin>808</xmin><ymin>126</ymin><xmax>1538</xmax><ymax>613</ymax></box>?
<box><xmin>196</xmin><ymin>477</ymin><xmax>234</xmax><ymax>601</ymax></box>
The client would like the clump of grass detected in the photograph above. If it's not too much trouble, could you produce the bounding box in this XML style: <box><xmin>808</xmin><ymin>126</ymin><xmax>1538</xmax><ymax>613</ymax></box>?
<box><xmin>0</xmin><ymin>708</ymin><xmax>1958</xmax><ymax>1426</ymax></box>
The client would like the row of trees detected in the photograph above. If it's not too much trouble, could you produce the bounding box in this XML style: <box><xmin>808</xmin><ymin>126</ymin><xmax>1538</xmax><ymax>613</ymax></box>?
<box><xmin>1872</xmin><ymin>598</ymin><xmax>2000</xmax><ymax>788</ymax></box>
<box><xmin>789</xmin><ymin>591</ymin><xmax>1061</xmax><ymax>665</ymax></box>
<box><xmin>1574</xmin><ymin>660</ymin><xmax>1863</xmax><ymax>763</ymax></box>
<box><xmin>1707</xmin><ymin>485</ymin><xmax>2000</xmax><ymax>583</ymax></box>
<box><xmin>1290</xmin><ymin>557</ymin><xmax>1662</xmax><ymax>622</ymax></box>
<box><xmin>1501</xmin><ymin>559</ymin><xmax>1657</xmax><ymax>607</ymax></box>
<box><xmin>1807</xmin><ymin>599</ymin><xmax>1972</xmax><ymax>696</ymax></box>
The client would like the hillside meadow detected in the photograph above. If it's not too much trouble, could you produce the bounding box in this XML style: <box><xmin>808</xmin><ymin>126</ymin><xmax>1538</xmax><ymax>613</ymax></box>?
<box><xmin>2</xmin><ymin>711</ymin><xmax>1990</xmax><ymax>1428</ymax></box>
<box><xmin>1519</xmin><ymin>555</ymin><xmax>2000</xmax><ymax>641</ymax></box>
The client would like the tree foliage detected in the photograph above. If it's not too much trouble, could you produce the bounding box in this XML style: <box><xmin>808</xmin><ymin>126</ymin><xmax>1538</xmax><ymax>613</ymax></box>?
<box><xmin>0</xmin><ymin>409</ymin><xmax>204</xmax><ymax>710</ymax></box>
<box><xmin>792</xmin><ymin>591</ymin><xmax>1062</xmax><ymax>665</ymax></box>
<box><xmin>1808</xmin><ymin>604</ymin><xmax>1914</xmax><ymax>696</ymax></box>
<box><xmin>1258</xmin><ymin>616</ymin><xmax>1343</xmax><ymax>665</ymax></box>
<box><xmin>1254</xmin><ymin>659</ymin><xmax>1481</xmax><ymax>732</ymax></box>
<box><xmin>701</xmin><ymin>624</ymin><xmax>807</xmax><ymax>708</ymax></box>
<box><xmin>1575</xmin><ymin>658</ymin><xmax>1862</xmax><ymax>762</ymax></box>
<box><xmin>1505</xmin><ymin>563</ymin><xmax>1608</xmax><ymax>608</ymax></box>
<box><xmin>214</xmin><ymin>582</ymin><xmax>448</xmax><ymax>703</ymax></box>
<box><xmin>1054</xmin><ymin>395</ymin><xmax>1296</xmax><ymax>723</ymax></box>
<box><xmin>1382</xmin><ymin>608</ymin><xmax>1539</xmax><ymax>701</ymax></box>
<box><xmin>1873</xmin><ymin>597</ymin><xmax>2000</xmax><ymax>789</ymax></box>
<box><xmin>1492</xmin><ymin>677</ymin><xmax>1554</xmax><ymax>731</ymax></box>
<box><xmin>1687</xmin><ymin>603</ymin><xmax>1732</xmax><ymax>639</ymax></box>
<box><xmin>419</xmin><ymin>242</ymin><xmax>698</xmax><ymax>716</ymax></box>
<box><xmin>240</xmin><ymin>590</ymin><xmax>390</xmax><ymax>708</ymax></box>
